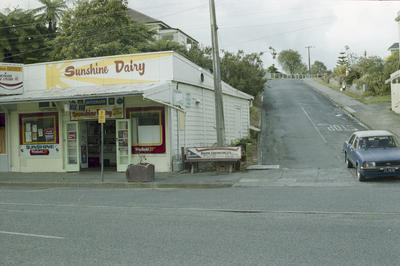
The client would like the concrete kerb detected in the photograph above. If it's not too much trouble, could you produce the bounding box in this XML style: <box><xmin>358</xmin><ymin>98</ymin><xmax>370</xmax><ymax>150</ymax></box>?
<box><xmin>302</xmin><ymin>80</ymin><xmax>373</xmax><ymax>130</ymax></box>
<box><xmin>0</xmin><ymin>182</ymin><xmax>233</xmax><ymax>189</ymax></box>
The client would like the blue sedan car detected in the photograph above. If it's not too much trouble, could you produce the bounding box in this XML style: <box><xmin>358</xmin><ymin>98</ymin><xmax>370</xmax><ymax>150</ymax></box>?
<box><xmin>343</xmin><ymin>130</ymin><xmax>400</xmax><ymax>181</ymax></box>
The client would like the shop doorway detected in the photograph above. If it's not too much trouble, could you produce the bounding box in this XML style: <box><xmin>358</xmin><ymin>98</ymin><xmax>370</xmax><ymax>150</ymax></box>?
<box><xmin>0</xmin><ymin>113</ymin><xmax>9</xmax><ymax>171</ymax></box>
<box><xmin>84</xmin><ymin>120</ymin><xmax>116</xmax><ymax>170</ymax></box>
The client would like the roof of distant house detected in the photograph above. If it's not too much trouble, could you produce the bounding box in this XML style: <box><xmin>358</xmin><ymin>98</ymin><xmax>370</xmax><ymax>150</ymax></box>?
<box><xmin>127</xmin><ymin>8</ymin><xmax>160</xmax><ymax>24</ymax></box>
<box><xmin>127</xmin><ymin>8</ymin><xmax>198</xmax><ymax>45</ymax></box>
<box><xmin>388</xmin><ymin>42</ymin><xmax>399</xmax><ymax>51</ymax></box>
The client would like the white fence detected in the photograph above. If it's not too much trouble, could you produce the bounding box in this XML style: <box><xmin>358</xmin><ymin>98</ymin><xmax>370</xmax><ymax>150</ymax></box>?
<box><xmin>266</xmin><ymin>73</ymin><xmax>323</xmax><ymax>79</ymax></box>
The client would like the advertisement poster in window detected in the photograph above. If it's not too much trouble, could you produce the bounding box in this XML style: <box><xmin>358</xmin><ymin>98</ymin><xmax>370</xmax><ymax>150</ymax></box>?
<box><xmin>70</xmin><ymin>97</ymin><xmax>124</xmax><ymax>121</ymax></box>
<box><xmin>127</xmin><ymin>107</ymin><xmax>166</xmax><ymax>154</ymax></box>
<box><xmin>19</xmin><ymin>112</ymin><xmax>60</xmax><ymax>157</ymax></box>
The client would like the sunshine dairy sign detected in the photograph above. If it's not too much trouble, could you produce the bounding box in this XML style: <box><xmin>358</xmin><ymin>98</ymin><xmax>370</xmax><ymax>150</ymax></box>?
<box><xmin>45</xmin><ymin>52</ymin><xmax>172</xmax><ymax>90</ymax></box>
<box><xmin>0</xmin><ymin>63</ymin><xmax>23</xmax><ymax>95</ymax></box>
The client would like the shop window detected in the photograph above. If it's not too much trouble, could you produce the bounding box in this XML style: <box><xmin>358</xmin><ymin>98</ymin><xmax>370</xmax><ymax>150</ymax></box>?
<box><xmin>0</xmin><ymin>114</ymin><xmax>5</xmax><ymax>154</ymax></box>
<box><xmin>126</xmin><ymin>107</ymin><xmax>165</xmax><ymax>154</ymax></box>
<box><xmin>19</xmin><ymin>112</ymin><xmax>59</xmax><ymax>145</ymax></box>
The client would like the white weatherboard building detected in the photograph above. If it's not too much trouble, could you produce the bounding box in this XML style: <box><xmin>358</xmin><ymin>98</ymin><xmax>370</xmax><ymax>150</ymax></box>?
<box><xmin>390</xmin><ymin>11</ymin><xmax>400</xmax><ymax>113</ymax></box>
<box><xmin>0</xmin><ymin>51</ymin><xmax>252</xmax><ymax>173</ymax></box>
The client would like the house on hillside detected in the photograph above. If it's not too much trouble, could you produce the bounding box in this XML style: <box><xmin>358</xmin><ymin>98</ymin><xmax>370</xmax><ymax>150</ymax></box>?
<box><xmin>127</xmin><ymin>8</ymin><xmax>199</xmax><ymax>49</ymax></box>
<box><xmin>388</xmin><ymin>42</ymin><xmax>399</xmax><ymax>55</ymax></box>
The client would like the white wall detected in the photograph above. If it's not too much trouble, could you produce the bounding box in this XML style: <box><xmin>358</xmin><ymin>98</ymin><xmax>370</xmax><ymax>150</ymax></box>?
<box><xmin>172</xmin><ymin>82</ymin><xmax>250</xmax><ymax>149</ymax></box>
<box><xmin>125</xmin><ymin>96</ymin><xmax>171</xmax><ymax>172</ymax></box>
<box><xmin>10</xmin><ymin>103</ymin><xmax>64</xmax><ymax>172</ymax></box>
<box><xmin>392</xmin><ymin>84</ymin><xmax>400</xmax><ymax>114</ymax></box>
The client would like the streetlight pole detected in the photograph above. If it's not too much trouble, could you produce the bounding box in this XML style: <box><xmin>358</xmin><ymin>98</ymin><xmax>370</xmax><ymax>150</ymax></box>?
<box><xmin>209</xmin><ymin>0</ymin><xmax>225</xmax><ymax>146</ymax></box>
<box><xmin>305</xmin><ymin>45</ymin><xmax>314</xmax><ymax>76</ymax></box>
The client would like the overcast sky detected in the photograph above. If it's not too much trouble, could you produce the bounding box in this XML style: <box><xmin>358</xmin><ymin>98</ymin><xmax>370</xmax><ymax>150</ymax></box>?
<box><xmin>2</xmin><ymin>0</ymin><xmax>400</xmax><ymax>71</ymax></box>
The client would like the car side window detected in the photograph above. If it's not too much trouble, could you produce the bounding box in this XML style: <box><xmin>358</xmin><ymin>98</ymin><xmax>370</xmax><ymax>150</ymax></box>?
<box><xmin>349</xmin><ymin>134</ymin><xmax>355</xmax><ymax>145</ymax></box>
<box><xmin>352</xmin><ymin>137</ymin><xmax>358</xmax><ymax>149</ymax></box>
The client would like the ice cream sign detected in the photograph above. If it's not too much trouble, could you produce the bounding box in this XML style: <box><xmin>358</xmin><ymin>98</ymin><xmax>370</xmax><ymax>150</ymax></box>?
<box><xmin>46</xmin><ymin>52</ymin><xmax>172</xmax><ymax>90</ymax></box>
<box><xmin>0</xmin><ymin>63</ymin><xmax>23</xmax><ymax>95</ymax></box>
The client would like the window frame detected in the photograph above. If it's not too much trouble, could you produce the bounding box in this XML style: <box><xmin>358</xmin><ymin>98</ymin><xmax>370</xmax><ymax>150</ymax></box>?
<box><xmin>126</xmin><ymin>107</ymin><xmax>166</xmax><ymax>154</ymax></box>
<box><xmin>19</xmin><ymin>112</ymin><xmax>59</xmax><ymax>145</ymax></box>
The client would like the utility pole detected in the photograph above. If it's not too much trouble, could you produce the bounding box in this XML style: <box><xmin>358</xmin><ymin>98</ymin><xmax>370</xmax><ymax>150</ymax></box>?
<box><xmin>305</xmin><ymin>45</ymin><xmax>314</xmax><ymax>75</ymax></box>
<box><xmin>209</xmin><ymin>0</ymin><xmax>225</xmax><ymax>146</ymax></box>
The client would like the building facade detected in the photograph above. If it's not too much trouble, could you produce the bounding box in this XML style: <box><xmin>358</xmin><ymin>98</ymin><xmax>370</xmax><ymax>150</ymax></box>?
<box><xmin>127</xmin><ymin>8</ymin><xmax>198</xmax><ymax>49</ymax></box>
<box><xmin>0</xmin><ymin>52</ymin><xmax>252</xmax><ymax>173</ymax></box>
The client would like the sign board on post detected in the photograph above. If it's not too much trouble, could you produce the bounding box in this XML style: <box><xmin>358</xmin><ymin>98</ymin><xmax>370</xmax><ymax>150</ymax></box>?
<box><xmin>185</xmin><ymin>147</ymin><xmax>242</xmax><ymax>161</ymax></box>
<box><xmin>0</xmin><ymin>63</ymin><xmax>24</xmax><ymax>95</ymax></box>
<box><xmin>98</xmin><ymin>110</ymin><xmax>106</xmax><ymax>124</ymax></box>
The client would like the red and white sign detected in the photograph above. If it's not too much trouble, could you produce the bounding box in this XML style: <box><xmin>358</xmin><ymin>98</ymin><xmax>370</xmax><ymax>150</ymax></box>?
<box><xmin>0</xmin><ymin>63</ymin><xmax>24</xmax><ymax>95</ymax></box>
<box><xmin>68</xmin><ymin>132</ymin><xmax>76</xmax><ymax>140</ymax></box>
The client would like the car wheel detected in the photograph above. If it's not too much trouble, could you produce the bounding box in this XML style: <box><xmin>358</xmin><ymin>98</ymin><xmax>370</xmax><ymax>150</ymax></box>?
<box><xmin>356</xmin><ymin>164</ymin><xmax>366</xmax><ymax>182</ymax></box>
<box><xmin>345</xmin><ymin>153</ymin><xmax>352</xmax><ymax>168</ymax></box>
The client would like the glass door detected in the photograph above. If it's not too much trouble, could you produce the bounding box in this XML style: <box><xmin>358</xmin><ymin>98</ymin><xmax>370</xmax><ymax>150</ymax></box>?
<box><xmin>65</xmin><ymin>121</ymin><xmax>80</xmax><ymax>171</ymax></box>
<box><xmin>116</xmin><ymin>119</ymin><xmax>131</xmax><ymax>172</ymax></box>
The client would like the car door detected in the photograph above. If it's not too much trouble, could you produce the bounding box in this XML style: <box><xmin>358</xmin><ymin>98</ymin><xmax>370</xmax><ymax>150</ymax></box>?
<box><xmin>345</xmin><ymin>134</ymin><xmax>355</xmax><ymax>153</ymax></box>
<box><xmin>348</xmin><ymin>137</ymin><xmax>359</xmax><ymax>165</ymax></box>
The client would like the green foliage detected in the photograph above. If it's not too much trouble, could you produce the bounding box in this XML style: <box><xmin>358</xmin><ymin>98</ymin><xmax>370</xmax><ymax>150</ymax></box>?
<box><xmin>0</xmin><ymin>8</ymin><xmax>49</xmax><ymax>63</ymax></box>
<box><xmin>383</xmin><ymin>51</ymin><xmax>399</xmax><ymax>78</ymax></box>
<box><xmin>33</xmin><ymin>0</ymin><xmax>67</xmax><ymax>34</ymax></box>
<box><xmin>344</xmin><ymin>68</ymin><xmax>360</xmax><ymax>85</ymax></box>
<box><xmin>48</xmin><ymin>0</ymin><xmax>154</xmax><ymax>60</ymax></box>
<box><xmin>267</xmin><ymin>64</ymin><xmax>279</xmax><ymax>73</ymax></box>
<box><xmin>310</xmin><ymin>60</ymin><xmax>327</xmax><ymax>75</ymax></box>
<box><xmin>220</xmin><ymin>50</ymin><xmax>267</xmax><ymax>96</ymax></box>
<box><xmin>355</xmin><ymin>56</ymin><xmax>385</xmax><ymax>75</ymax></box>
<box><xmin>277</xmin><ymin>49</ymin><xmax>303</xmax><ymax>74</ymax></box>
<box><xmin>337</xmin><ymin>51</ymin><xmax>348</xmax><ymax>67</ymax></box>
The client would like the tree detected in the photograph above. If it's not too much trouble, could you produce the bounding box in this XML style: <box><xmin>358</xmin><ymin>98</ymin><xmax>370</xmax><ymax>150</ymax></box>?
<box><xmin>48</xmin><ymin>0</ymin><xmax>154</xmax><ymax>60</ymax></box>
<box><xmin>310</xmin><ymin>60</ymin><xmax>327</xmax><ymax>75</ymax></box>
<box><xmin>33</xmin><ymin>0</ymin><xmax>67</xmax><ymax>34</ymax></box>
<box><xmin>383</xmin><ymin>51</ymin><xmax>399</xmax><ymax>78</ymax></box>
<box><xmin>277</xmin><ymin>49</ymin><xmax>304</xmax><ymax>74</ymax></box>
<box><xmin>337</xmin><ymin>51</ymin><xmax>348</xmax><ymax>67</ymax></box>
<box><xmin>267</xmin><ymin>64</ymin><xmax>279</xmax><ymax>73</ymax></box>
<box><xmin>220</xmin><ymin>50</ymin><xmax>267</xmax><ymax>96</ymax></box>
<box><xmin>354</xmin><ymin>56</ymin><xmax>387</xmax><ymax>95</ymax></box>
<box><xmin>0</xmin><ymin>8</ymin><xmax>49</xmax><ymax>63</ymax></box>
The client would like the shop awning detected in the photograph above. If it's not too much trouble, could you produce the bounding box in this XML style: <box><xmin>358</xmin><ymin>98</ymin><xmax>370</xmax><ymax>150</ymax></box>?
<box><xmin>0</xmin><ymin>81</ymin><xmax>171</xmax><ymax>104</ymax></box>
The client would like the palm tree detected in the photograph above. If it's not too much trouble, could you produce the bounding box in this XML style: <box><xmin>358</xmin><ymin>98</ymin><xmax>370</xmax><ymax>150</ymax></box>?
<box><xmin>33</xmin><ymin>0</ymin><xmax>67</xmax><ymax>34</ymax></box>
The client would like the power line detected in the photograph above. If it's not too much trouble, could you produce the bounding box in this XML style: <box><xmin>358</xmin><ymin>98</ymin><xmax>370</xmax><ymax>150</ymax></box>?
<box><xmin>224</xmin><ymin>21</ymin><xmax>332</xmax><ymax>48</ymax></box>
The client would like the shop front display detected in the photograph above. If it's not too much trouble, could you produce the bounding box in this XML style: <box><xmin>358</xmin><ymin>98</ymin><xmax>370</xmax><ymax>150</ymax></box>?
<box><xmin>127</xmin><ymin>107</ymin><xmax>166</xmax><ymax>154</ymax></box>
<box><xmin>19</xmin><ymin>112</ymin><xmax>60</xmax><ymax>157</ymax></box>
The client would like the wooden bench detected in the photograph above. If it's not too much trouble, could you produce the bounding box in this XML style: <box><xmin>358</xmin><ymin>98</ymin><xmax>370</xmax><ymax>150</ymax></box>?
<box><xmin>184</xmin><ymin>146</ymin><xmax>242</xmax><ymax>174</ymax></box>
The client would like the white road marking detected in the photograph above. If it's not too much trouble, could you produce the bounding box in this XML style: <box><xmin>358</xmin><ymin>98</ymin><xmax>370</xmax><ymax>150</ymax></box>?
<box><xmin>0</xmin><ymin>230</ymin><xmax>64</xmax><ymax>239</ymax></box>
<box><xmin>300</xmin><ymin>106</ymin><xmax>327</xmax><ymax>143</ymax></box>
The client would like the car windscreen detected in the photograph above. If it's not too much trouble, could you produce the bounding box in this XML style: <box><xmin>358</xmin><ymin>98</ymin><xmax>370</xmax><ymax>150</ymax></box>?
<box><xmin>359</xmin><ymin>136</ymin><xmax>398</xmax><ymax>149</ymax></box>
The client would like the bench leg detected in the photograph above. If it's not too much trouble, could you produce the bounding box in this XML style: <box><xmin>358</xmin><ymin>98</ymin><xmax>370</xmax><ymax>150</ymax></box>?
<box><xmin>190</xmin><ymin>163</ymin><xmax>195</xmax><ymax>174</ymax></box>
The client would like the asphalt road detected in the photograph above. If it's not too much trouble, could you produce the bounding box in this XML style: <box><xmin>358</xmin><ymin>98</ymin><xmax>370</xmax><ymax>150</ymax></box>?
<box><xmin>260</xmin><ymin>79</ymin><xmax>367</xmax><ymax>169</ymax></box>
<box><xmin>1</xmin><ymin>186</ymin><xmax>400</xmax><ymax>265</ymax></box>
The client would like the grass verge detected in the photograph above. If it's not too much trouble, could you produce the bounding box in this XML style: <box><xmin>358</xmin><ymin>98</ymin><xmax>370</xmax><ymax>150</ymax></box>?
<box><xmin>313</xmin><ymin>78</ymin><xmax>391</xmax><ymax>104</ymax></box>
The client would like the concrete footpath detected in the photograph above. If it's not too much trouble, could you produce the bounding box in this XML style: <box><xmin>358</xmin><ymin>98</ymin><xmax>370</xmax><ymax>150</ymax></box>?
<box><xmin>303</xmin><ymin>79</ymin><xmax>400</xmax><ymax>138</ymax></box>
<box><xmin>0</xmin><ymin>170</ymin><xmax>243</xmax><ymax>189</ymax></box>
